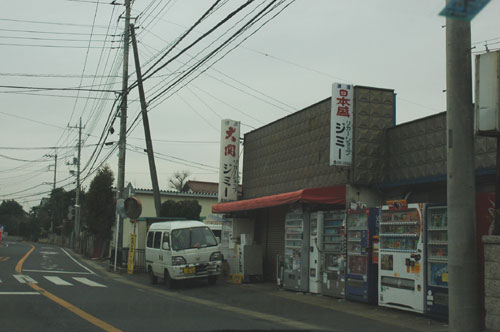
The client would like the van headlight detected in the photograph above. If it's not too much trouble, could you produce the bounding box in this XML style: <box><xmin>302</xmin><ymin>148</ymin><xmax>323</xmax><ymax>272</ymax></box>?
<box><xmin>172</xmin><ymin>256</ymin><xmax>186</xmax><ymax>266</ymax></box>
<box><xmin>210</xmin><ymin>251</ymin><xmax>222</xmax><ymax>261</ymax></box>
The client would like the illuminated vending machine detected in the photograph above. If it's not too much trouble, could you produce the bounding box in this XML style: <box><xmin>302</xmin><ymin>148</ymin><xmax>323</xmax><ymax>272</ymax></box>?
<box><xmin>378</xmin><ymin>202</ymin><xmax>426</xmax><ymax>313</ymax></box>
<box><xmin>283</xmin><ymin>206</ymin><xmax>310</xmax><ymax>292</ymax></box>
<box><xmin>345</xmin><ymin>208</ymin><xmax>380</xmax><ymax>303</ymax></box>
<box><xmin>320</xmin><ymin>210</ymin><xmax>346</xmax><ymax>298</ymax></box>
<box><xmin>309</xmin><ymin>212</ymin><xmax>323</xmax><ymax>293</ymax></box>
<box><xmin>425</xmin><ymin>206</ymin><xmax>448</xmax><ymax>318</ymax></box>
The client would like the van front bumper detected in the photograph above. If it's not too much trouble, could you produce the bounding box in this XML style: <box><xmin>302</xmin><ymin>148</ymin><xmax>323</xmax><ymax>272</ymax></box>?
<box><xmin>170</xmin><ymin>261</ymin><xmax>221</xmax><ymax>280</ymax></box>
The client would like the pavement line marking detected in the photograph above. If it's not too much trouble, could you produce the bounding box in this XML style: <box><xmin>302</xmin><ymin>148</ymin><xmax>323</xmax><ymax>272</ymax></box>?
<box><xmin>15</xmin><ymin>245</ymin><xmax>34</xmax><ymax>273</ymax></box>
<box><xmin>44</xmin><ymin>276</ymin><xmax>73</xmax><ymax>286</ymax></box>
<box><xmin>60</xmin><ymin>248</ymin><xmax>96</xmax><ymax>275</ymax></box>
<box><xmin>0</xmin><ymin>292</ymin><xmax>40</xmax><ymax>295</ymax></box>
<box><xmin>23</xmin><ymin>269</ymin><xmax>91</xmax><ymax>275</ymax></box>
<box><xmin>13</xmin><ymin>274</ymin><xmax>38</xmax><ymax>284</ymax></box>
<box><xmin>17</xmin><ymin>244</ymin><xmax>123</xmax><ymax>332</ymax></box>
<box><xmin>72</xmin><ymin>277</ymin><xmax>106</xmax><ymax>288</ymax></box>
<box><xmin>30</xmin><ymin>283</ymin><xmax>122</xmax><ymax>332</ymax></box>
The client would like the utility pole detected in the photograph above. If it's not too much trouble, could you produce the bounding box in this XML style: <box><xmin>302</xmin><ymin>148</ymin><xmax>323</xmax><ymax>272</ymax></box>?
<box><xmin>446</xmin><ymin>9</ymin><xmax>480</xmax><ymax>331</ymax></box>
<box><xmin>114</xmin><ymin>0</ymin><xmax>131</xmax><ymax>271</ymax></box>
<box><xmin>45</xmin><ymin>152</ymin><xmax>57</xmax><ymax>241</ymax></box>
<box><xmin>69</xmin><ymin>118</ymin><xmax>84</xmax><ymax>250</ymax></box>
<box><xmin>130</xmin><ymin>24</ymin><xmax>161</xmax><ymax>217</ymax></box>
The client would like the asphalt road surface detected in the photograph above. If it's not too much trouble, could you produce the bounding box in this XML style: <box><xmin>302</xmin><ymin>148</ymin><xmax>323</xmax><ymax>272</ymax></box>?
<box><xmin>0</xmin><ymin>241</ymin><xmax>447</xmax><ymax>332</ymax></box>
<box><xmin>0</xmin><ymin>241</ymin><xmax>299</xmax><ymax>332</ymax></box>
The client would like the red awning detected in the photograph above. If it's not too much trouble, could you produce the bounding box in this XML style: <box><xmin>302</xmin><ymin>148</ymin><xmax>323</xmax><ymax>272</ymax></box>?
<box><xmin>212</xmin><ymin>185</ymin><xmax>346</xmax><ymax>213</ymax></box>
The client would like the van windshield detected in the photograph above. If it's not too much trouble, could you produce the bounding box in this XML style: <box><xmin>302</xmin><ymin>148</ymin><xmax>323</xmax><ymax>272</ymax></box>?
<box><xmin>171</xmin><ymin>226</ymin><xmax>217</xmax><ymax>250</ymax></box>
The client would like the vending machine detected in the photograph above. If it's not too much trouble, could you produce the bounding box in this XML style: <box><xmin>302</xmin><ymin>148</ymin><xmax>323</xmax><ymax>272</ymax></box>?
<box><xmin>320</xmin><ymin>210</ymin><xmax>346</xmax><ymax>298</ymax></box>
<box><xmin>283</xmin><ymin>206</ymin><xmax>310</xmax><ymax>292</ymax></box>
<box><xmin>345</xmin><ymin>208</ymin><xmax>379</xmax><ymax>303</ymax></box>
<box><xmin>309</xmin><ymin>212</ymin><xmax>323</xmax><ymax>294</ymax></box>
<box><xmin>425</xmin><ymin>206</ymin><xmax>448</xmax><ymax>318</ymax></box>
<box><xmin>378</xmin><ymin>202</ymin><xmax>426</xmax><ymax>313</ymax></box>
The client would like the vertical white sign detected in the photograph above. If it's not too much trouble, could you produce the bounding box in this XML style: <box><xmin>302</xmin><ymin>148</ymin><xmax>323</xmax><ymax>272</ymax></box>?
<box><xmin>218</xmin><ymin>119</ymin><xmax>240</xmax><ymax>202</ymax></box>
<box><xmin>330</xmin><ymin>83</ymin><xmax>353</xmax><ymax>166</ymax></box>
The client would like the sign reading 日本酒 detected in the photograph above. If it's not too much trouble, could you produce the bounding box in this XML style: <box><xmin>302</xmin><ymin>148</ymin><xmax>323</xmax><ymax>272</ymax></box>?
<box><xmin>330</xmin><ymin>83</ymin><xmax>353</xmax><ymax>166</ymax></box>
<box><xmin>218</xmin><ymin>119</ymin><xmax>240</xmax><ymax>202</ymax></box>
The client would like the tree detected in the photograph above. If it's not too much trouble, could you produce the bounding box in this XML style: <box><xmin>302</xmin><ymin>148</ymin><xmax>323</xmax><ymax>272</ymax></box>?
<box><xmin>168</xmin><ymin>170</ymin><xmax>191</xmax><ymax>192</ymax></box>
<box><xmin>159</xmin><ymin>199</ymin><xmax>201</xmax><ymax>220</ymax></box>
<box><xmin>85</xmin><ymin>165</ymin><xmax>115</xmax><ymax>240</ymax></box>
<box><xmin>0</xmin><ymin>200</ymin><xmax>26</xmax><ymax>235</ymax></box>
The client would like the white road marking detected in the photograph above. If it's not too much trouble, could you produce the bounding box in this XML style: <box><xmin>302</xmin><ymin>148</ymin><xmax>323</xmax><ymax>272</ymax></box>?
<box><xmin>13</xmin><ymin>275</ymin><xmax>38</xmax><ymax>284</ymax></box>
<box><xmin>72</xmin><ymin>277</ymin><xmax>106</xmax><ymax>288</ymax></box>
<box><xmin>0</xmin><ymin>292</ymin><xmax>40</xmax><ymax>295</ymax></box>
<box><xmin>40</xmin><ymin>251</ymin><xmax>59</xmax><ymax>255</ymax></box>
<box><xmin>44</xmin><ymin>276</ymin><xmax>73</xmax><ymax>286</ymax></box>
<box><xmin>60</xmin><ymin>248</ymin><xmax>96</xmax><ymax>275</ymax></box>
<box><xmin>23</xmin><ymin>269</ymin><xmax>91</xmax><ymax>275</ymax></box>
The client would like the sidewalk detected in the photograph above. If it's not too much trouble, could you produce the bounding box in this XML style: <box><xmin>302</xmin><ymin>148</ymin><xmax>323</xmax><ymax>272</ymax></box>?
<box><xmin>73</xmin><ymin>251</ymin><xmax>448</xmax><ymax>332</ymax></box>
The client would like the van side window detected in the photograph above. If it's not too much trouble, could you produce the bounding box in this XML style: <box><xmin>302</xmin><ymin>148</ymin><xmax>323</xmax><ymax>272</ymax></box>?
<box><xmin>146</xmin><ymin>232</ymin><xmax>154</xmax><ymax>248</ymax></box>
<box><xmin>153</xmin><ymin>231</ymin><xmax>162</xmax><ymax>249</ymax></box>
<box><xmin>162</xmin><ymin>232</ymin><xmax>169</xmax><ymax>247</ymax></box>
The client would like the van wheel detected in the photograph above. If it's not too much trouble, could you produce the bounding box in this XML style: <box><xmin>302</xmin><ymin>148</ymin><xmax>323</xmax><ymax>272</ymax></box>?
<box><xmin>164</xmin><ymin>269</ymin><xmax>174</xmax><ymax>289</ymax></box>
<box><xmin>208</xmin><ymin>276</ymin><xmax>217</xmax><ymax>285</ymax></box>
<box><xmin>149</xmin><ymin>267</ymin><xmax>158</xmax><ymax>285</ymax></box>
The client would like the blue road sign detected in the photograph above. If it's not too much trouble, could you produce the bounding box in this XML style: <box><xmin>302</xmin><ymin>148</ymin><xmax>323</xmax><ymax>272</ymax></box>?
<box><xmin>439</xmin><ymin>0</ymin><xmax>490</xmax><ymax>21</ymax></box>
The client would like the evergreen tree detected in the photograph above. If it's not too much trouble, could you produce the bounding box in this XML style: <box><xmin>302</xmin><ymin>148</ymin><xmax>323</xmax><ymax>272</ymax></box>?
<box><xmin>85</xmin><ymin>165</ymin><xmax>115</xmax><ymax>240</ymax></box>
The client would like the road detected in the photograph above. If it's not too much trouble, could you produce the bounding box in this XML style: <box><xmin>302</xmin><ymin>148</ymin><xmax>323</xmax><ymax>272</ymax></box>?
<box><xmin>1</xmin><ymin>241</ymin><xmax>296</xmax><ymax>332</ymax></box>
<box><xmin>0</xmin><ymin>241</ymin><xmax>448</xmax><ymax>332</ymax></box>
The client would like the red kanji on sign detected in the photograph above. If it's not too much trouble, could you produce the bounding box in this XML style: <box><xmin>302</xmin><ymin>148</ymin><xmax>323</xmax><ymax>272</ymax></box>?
<box><xmin>225</xmin><ymin>144</ymin><xmax>236</xmax><ymax>157</ymax></box>
<box><xmin>226</xmin><ymin>127</ymin><xmax>237</xmax><ymax>142</ymax></box>
<box><xmin>336</xmin><ymin>97</ymin><xmax>351</xmax><ymax>107</ymax></box>
<box><xmin>337</xmin><ymin>106</ymin><xmax>350</xmax><ymax>117</ymax></box>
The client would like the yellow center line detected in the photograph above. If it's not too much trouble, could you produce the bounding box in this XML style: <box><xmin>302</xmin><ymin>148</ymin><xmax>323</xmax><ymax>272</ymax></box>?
<box><xmin>15</xmin><ymin>243</ymin><xmax>123</xmax><ymax>332</ymax></box>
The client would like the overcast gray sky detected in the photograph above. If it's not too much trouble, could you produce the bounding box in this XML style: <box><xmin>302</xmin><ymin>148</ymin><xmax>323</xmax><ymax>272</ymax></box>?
<box><xmin>1</xmin><ymin>0</ymin><xmax>499</xmax><ymax>210</ymax></box>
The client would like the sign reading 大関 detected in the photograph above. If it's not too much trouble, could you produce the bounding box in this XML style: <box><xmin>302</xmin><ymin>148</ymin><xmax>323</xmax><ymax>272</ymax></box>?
<box><xmin>218</xmin><ymin>119</ymin><xmax>240</xmax><ymax>202</ymax></box>
<box><xmin>330</xmin><ymin>83</ymin><xmax>353</xmax><ymax>166</ymax></box>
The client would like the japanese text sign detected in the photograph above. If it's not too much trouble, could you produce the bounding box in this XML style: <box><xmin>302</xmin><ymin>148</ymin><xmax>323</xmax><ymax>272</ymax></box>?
<box><xmin>218</xmin><ymin>119</ymin><xmax>240</xmax><ymax>202</ymax></box>
<box><xmin>330</xmin><ymin>83</ymin><xmax>353</xmax><ymax>166</ymax></box>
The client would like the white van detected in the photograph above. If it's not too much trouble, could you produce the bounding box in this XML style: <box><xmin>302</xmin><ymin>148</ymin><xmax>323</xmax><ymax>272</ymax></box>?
<box><xmin>145</xmin><ymin>220</ymin><xmax>222</xmax><ymax>288</ymax></box>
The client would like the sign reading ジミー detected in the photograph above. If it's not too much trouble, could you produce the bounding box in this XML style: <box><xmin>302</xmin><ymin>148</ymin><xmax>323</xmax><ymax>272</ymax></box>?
<box><xmin>330</xmin><ymin>83</ymin><xmax>353</xmax><ymax>166</ymax></box>
<box><xmin>218</xmin><ymin>119</ymin><xmax>240</xmax><ymax>202</ymax></box>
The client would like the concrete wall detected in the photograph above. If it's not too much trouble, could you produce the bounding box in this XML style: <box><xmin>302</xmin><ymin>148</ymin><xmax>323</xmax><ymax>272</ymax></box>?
<box><xmin>384</xmin><ymin>112</ymin><xmax>496</xmax><ymax>185</ymax></box>
<box><xmin>483</xmin><ymin>235</ymin><xmax>500</xmax><ymax>331</ymax></box>
<box><xmin>352</xmin><ymin>87</ymin><xmax>395</xmax><ymax>185</ymax></box>
<box><xmin>241</xmin><ymin>86</ymin><xmax>394</xmax><ymax>199</ymax></box>
<box><xmin>133</xmin><ymin>191</ymin><xmax>217</xmax><ymax>220</ymax></box>
<box><xmin>242</xmin><ymin>97</ymin><xmax>348</xmax><ymax>199</ymax></box>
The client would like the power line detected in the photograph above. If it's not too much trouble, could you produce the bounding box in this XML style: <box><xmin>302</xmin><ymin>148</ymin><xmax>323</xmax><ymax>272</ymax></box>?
<box><xmin>0</xmin><ymin>85</ymin><xmax>120</xmax><ymax>93</ymax></box>
<box><xmin>0</xmin><ymin>144</ymin><xmax>100</xmax><ymax>151</ymax></box>
<box><xmin>137</xmin><ymin>0</ymin><xmax>255</xmax><ymax>86</ymax></box>
<box><xmin>147</xmin><ymin>0</ymin><xmax>282</xmax><ymax>105</ymax></box>
<box><xmin>0</xmin><ymin>154</ymin><xmax>50</xmax><ymax>163</ymax></box>
<box><xmin>0</xmin><ymin>42</ymin><xmax>116</xmax><ymax>49</ymax></box>
<box><xmin>0</xmin><ymin>27</ymin><xmax>114</xmax><ymax>36</ymax></box>
<box><xmin>0</xmin><ymin>35</ymin><xmax>115</xmax><ymax>43</ymax></box>
<box><xmin>0</xmin><ymin>17</ymin><xmax>111</xmax><ymax>28</ymax></box>
<box><xmin>0</xmin><ymin>72</ymin><xmax>120</xmax><ymax>78</ymax></box>
<box><xmin>139</xmin><ymin>0</ymin><xmax>222</xmax><ymax>80</ymax></box>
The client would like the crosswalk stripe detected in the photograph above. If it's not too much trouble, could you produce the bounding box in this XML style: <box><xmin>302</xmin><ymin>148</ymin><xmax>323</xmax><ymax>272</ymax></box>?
<box><xmin>72</xmin><ymin>277</ymin><xmax>106</xmax><ymax>288</ymax></box>
<box><xmin>13</xmin><ymin>275</ymin><xmax>38</xmax><ymax>284</ymax></box>
<box><xmin>44</xmin><ymin>276</ymin><xmax>73</xmax><ymax>286</ymax></box>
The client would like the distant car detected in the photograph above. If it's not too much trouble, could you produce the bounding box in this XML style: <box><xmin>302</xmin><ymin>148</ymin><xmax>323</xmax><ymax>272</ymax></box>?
<box><xmin>145</xmin><ymin>220</ymin><xmax>222</xmax><ymax>288</ymax></box>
